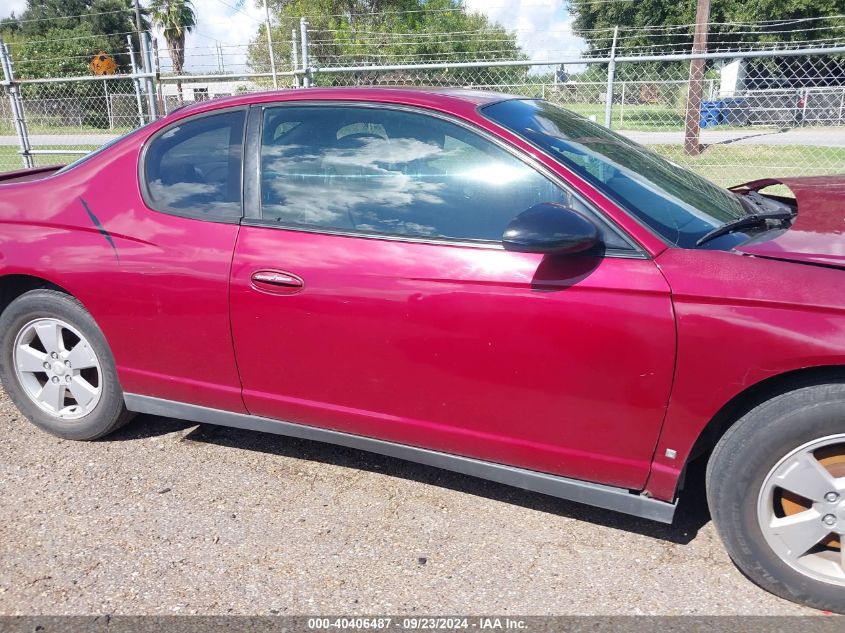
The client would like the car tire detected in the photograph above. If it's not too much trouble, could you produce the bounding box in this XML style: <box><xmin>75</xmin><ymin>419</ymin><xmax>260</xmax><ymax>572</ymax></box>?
<box><xmin>0</xmin><ymin>289</ymin><xmax>133</xmax><ymax>440</ymax></box>
<box><xmin>707</xmin><ymin>382</ymin><xmax>845</xmax><ymax>613</ymax></box>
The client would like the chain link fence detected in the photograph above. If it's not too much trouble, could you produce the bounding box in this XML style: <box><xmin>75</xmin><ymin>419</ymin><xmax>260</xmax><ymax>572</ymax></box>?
<box><xmin>1</xmin><ymin>30</ymin><xmax>844</xmax><ymax>187</ymax></box>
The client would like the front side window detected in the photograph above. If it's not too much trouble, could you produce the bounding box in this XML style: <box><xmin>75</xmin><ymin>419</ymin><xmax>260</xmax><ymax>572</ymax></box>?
<box><xmin>143</xmin><ymin>109</ymin><xmax>245</xmax><ymax>219</ymax></box>
<box><xmin>259</xmin><ymin>105</ymin><xmax>628</xmax><ymax>247</ymax></box>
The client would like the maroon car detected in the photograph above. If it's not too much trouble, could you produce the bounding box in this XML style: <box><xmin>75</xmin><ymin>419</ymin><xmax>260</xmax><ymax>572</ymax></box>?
<box><xmin>1</xmin><ymin>88</ymin><xmax>844</xmax><ymax>612</ymax></box>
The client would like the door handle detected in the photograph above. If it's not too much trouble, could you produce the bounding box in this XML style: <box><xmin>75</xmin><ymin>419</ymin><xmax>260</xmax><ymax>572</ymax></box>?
<box><xmin>250</xmin><ymin>270</ymin><xmax>304</xmax><ymax>294</ymax></box>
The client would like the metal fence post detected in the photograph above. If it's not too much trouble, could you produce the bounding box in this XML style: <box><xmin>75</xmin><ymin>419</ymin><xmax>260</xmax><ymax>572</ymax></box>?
<box><xmin>126</xmin><ymin>34</ymin><xmax>146</xmax><ymax>126</ymax></box>
<box><xmin>800</xmin><ymin>87</ymin><xmax>809</xmax><ymax>127</ymax></box>
<box><xmin>102</xmin><ymin>79</ymin><xmax>113</xmax><ymax>129</ymax></box>
<box><xmin>300</xmin><ymin>17</ymin><xmax>311</xmax><ymax>88</ymax></box>
<box><xmin>0</xmin><ymin>41</ymin><xmax>33</xmax><ymax>169</ymax></box>
<box><xmin>152</xmin><ymin>38</ymin><xmax>165</xmax><ymax>116</ymax></box>
<box><xmin>839</xmin><ymin>90</ymin><xmax>845</xmax><ymax>125</ymax></box>
<box><xmin>619</xmin><ymin>81</ymin><xmax>626</xmax><ymax>127</ymax></box>
<box><xmin>603</xmin><ymin>26</ymin><xmax>618</xmax><ymax>128</ymax></box>
<box><xmin>141</xmin><ymin>32</ymin><xmax>158</xmax><ymax>118</ymax></box>
<box><xmin>291</xmin><ymin>28</ymin><xmax>300</xmax><ymax>88</ymax></box>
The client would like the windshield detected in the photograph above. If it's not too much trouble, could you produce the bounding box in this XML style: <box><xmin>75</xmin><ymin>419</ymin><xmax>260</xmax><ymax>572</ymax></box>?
<box><xmin>481</xmin><ymin>99</ymin><xmax>747</xmax><ymax>248</ymax></box>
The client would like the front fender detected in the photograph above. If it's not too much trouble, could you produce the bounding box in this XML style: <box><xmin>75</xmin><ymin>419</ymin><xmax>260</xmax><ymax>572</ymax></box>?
<box><xmin>646</xmin><ymin>248</ymin><xmax>845</xmax><ymax>501</ymax></box>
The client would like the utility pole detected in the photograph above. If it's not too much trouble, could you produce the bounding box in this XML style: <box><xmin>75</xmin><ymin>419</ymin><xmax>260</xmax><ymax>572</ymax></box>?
<box><xmin>263</xmin><ymin>0</ymin><xmax>278</xmax><ymax>88</ymax></box>
<box><xmin>683</xmin><ymin>0</ymin><xmax>711</xmax><ymax>155</ymax></box>
<box><xmin>132</xmin><ymin>0</ymin><xmax>157</xmax><ymax>118</ymax></box>
<box><xmin>216</xmin><ymin>41</ymin><xmax>224</xmax><ymax>73</ymax></box>
<box><xmin>127</xmin><ymin>34</ymin><xmax>145</xmax><ymax>126</ymax></box>
<box><xmin>133</xmin><ymin>0</ymin><xmax>150</xmax><ymax>75</ymax></box>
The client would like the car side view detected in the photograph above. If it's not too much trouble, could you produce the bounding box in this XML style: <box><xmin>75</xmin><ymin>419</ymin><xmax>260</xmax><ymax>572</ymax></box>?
<box><xmin>0</xmin><ymin>87</ymin><xmax>844</xmax><ymax>613</ymax></box>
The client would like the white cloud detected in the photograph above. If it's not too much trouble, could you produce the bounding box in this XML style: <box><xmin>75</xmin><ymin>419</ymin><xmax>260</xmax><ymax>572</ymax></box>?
<box><xmin>0</xmin><ymin>0</ymin><xmax>27</xmax><ymax>19</ymax></box>
<box><xmin>160</xmin><ymin>0</ymin><xmax>266</xmax><ymax>74</ymax></box>
<box><xmin>465</xmin><ymin>0</ymin><xmax>585</xmax><ymax>62</ymax></box>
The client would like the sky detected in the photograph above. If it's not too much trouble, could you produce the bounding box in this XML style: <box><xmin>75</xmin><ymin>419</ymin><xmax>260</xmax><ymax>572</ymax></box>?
<box><xmin>465</xmin><ymin>0</ymin><xmax>584</xmax><ymax>61</ymax></box>
<box><xmin>0</xmin><ymin>0</ymin><xmax>584</xmax><ymax>73</ymax></box>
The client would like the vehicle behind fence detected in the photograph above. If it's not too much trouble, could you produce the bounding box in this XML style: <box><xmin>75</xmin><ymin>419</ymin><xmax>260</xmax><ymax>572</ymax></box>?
<box><xmin>1</xmin><ymin>31</ymin><xmax>844</xmax><ymax>188</ymax></box>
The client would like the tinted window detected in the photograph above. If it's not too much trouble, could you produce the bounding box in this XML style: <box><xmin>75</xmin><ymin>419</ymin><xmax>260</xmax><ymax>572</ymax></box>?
<box><xmin>481</xmin><ymin>99</ymin><xmax>747</xmax><ymax>248</ymax></box>
<box><xmin>143</xmin><ymin>110</ymin><xmax>245</xmax><ymax>219</ymax></box>
<box><xmin>259</xmin><ymin>105</ymin><xmax>628</xmax><ymax>247</ymax></box>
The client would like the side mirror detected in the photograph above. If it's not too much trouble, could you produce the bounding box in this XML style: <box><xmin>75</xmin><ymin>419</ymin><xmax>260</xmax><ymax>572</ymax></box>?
<box><xmin>502</xmin><ymin>203</ymin><xmax>600</xmax><ymax>255</ymax></box>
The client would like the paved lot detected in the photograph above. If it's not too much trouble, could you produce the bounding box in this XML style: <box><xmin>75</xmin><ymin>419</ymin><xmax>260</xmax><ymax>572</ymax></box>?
<box><xmin>0</xmin><ymin>386</ymin><xmax>814</xmax><ymax>615</ymax></box>
<box><xmin>622</xmin><ymin>127</ymin><xmax>845</xmax><ymax>147</ymax></box>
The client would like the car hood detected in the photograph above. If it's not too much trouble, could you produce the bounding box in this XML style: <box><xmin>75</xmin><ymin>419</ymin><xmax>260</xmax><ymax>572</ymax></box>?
<box><xmin>729</xmin><ymin>175</ymin><xmax>845</xmax><ymax>269</ymax></box>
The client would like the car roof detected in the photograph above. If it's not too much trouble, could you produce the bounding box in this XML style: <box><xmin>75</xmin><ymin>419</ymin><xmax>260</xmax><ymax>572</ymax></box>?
<box><xmin>164</xmin><ymin>86</ymin><xmax>520</xmax><ymax>120</ymax></box>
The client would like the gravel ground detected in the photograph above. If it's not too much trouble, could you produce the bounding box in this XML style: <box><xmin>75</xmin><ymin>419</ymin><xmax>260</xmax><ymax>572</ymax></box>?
<box><xmin>0</xmin><ymin>386</ymin><xmax>815</xmax><ymax>616</ymax></box>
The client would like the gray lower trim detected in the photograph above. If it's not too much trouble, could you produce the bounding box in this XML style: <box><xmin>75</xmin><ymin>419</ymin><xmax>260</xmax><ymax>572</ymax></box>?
<box><xmin>124</xmin><ymin>393</ymin><xmax>677</xmax><ymax>523</ymax></box>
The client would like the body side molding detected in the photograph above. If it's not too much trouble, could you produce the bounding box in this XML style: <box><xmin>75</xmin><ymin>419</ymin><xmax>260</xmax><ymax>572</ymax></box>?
<box><xmin>124</xmin><ymin>393</ymin><xmax>677</xmax><ymax>523</ymax></box>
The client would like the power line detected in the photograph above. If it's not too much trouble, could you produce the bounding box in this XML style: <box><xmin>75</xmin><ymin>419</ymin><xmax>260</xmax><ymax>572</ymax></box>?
<box><xmin>569</xmin><ymin>0</ymin><xmax>635</xmax><ymax>6</ymax></box>
<box><xmin>208</xmin><ymin>0</ymin><xmax>262</xmax><ymax>22</ymax></box>
<box><xmin>2</xmin><ymin>7</ymin><xmax>135</xmax><ymax>25</ymax></box>
<box><xmin>6</xmin><ymin>29</ymin><xmax>138</xmax><ymax>45</ymax></box>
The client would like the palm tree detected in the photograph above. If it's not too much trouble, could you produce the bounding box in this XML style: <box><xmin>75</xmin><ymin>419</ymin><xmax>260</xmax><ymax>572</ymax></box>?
<box><xmin>149</xmin><ymin>0</ymin><xmax>196</xmax><ymax>103</ymax></box>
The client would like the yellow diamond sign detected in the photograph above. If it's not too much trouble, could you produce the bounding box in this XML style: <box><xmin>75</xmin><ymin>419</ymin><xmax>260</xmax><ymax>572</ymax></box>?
<box><xmin>89</xmin><ymin>51</ymin><xmax>117</xmax><ymax>75</ymax></box>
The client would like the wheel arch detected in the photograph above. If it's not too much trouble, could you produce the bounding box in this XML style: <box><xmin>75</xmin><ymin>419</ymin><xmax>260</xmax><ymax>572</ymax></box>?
<box><xmin>0</xmin><ymin>274</ymin><xmax>75</xmax><ymax>316</ymax></box>
<box><xmin>689</xmin><ymin>365</ymin><xmax>845</xmax><ymax>466</ymax></box>
<box><xmin>0</xmin><ymin>273</ymin><xmax>135</xmax><ymax>440</ymax></box>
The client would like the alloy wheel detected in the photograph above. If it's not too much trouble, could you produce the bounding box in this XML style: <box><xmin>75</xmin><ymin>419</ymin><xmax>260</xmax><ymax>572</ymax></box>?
<box><xmin>12</xmin><ymin>317</ymin><xmax>102</xmax><ymax>420</ymax></box>
<box><xmin>757</xmin><ymin>434</ymin><xmax>845</xmax><ymax>586</ymax></box>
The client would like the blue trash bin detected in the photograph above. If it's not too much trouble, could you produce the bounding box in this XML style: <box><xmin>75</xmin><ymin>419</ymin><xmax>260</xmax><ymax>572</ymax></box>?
<box><xmin>720</xmin><ymin>97</ymin><xmax>750</xmax><ymax>125</ymax></box>
<box><xmin>700</xmin><ymin>100</ymin><xmax>723</xmax><ymax>128</ymax></box>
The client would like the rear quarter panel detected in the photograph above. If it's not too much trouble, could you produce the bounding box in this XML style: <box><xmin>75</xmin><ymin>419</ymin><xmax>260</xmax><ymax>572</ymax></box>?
<box><xmin>646</xmin><ymin>248</ymin><xmax>845</xmax><ymax>500</ymax></box>
<box><xmin>0</xmin><ymin>128</ymin><xmax>245</xmax><ymax>412</ymax></box>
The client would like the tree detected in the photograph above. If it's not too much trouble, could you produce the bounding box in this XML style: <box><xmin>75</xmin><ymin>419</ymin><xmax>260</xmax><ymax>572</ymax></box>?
<box><xmin>148</xmin><ymin>0</ymin><xmax>196</xmax><ymax>102</ymax></box>
<box><xmin>247</xmin><ymin>0</ymin><xmax>526</xmax><ymax>86</ymax></box>
<box><xmin>569</xmin><ymin>0</ymin><xmax>844</xmax><ymax>90</ymax></box>
<box><xmin>87</xmin><ymin>0</ymin><xmax>150</xmax><ymax>63</ymax></box>
<box><xmin>5</xmin><ymin>0</ymin><xmax>148</xmax><ymax>77</ymax></box>
<box><xmin>0</xmin><ymin>14</ymin><xmax>27</xmax><ymax>56</ymax></box>
<box><xmin>569</xmin><ymin>0</ymin><xmax>843</xmax><ymax>56</ymax></box>
<box><xmin>19</xmin><ymin>0</ymin><xmax>92</xmax><ymax>36</ymax></box>
<box><xmin>15</xmin><ymin>24</ymin><xmax>121</xmax><ymax>129</ymax></box>
<box><xmin>148</xmin><ymin>0</ymin><xmax>196</xmax><ymax>75</ymax></box>
<box><xmin>16</xmin><ymin>24</ymin><xmax>111</xmax><ymax>78</ymax></box>
<box><xmin>3</xmin><ymin>1</ymin><xmax>149</xmax><ymax>129</ymax></box>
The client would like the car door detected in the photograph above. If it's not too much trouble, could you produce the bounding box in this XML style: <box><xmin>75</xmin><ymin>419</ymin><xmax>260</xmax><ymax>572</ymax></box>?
<box><xmin>229</xmin><ymin>102</ymin><xmax>676</xmax><ymax>489</ymax></box>
<box><xmin>110</xmin><ymin>107</ymin><xmax>247</xmax><ymax>412</ymax></box>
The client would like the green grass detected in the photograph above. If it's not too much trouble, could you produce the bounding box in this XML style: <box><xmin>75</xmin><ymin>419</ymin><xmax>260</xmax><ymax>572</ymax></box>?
<box><xmin>564</xmin><ymin>103</ymin><xmax>680</xmax><ymax>131</ymax></box>
<box><xmin>0</xmin><ymin>121</ymin><xmax>131</xmax><ymax>136</ymax></box>
<box><xmin>649</xmin><ymin>143</ymin><xmax>845</xmax><ymax>188</ymax></box>
<box><xmin>560</xmin><ymin>102</ymin><xmax>762</xmax><ymax>132</ymax></box>
<box><xmin>0</xmin><ymin>144</ymin><xmax>97</xmax><ymax>172</ymax></box>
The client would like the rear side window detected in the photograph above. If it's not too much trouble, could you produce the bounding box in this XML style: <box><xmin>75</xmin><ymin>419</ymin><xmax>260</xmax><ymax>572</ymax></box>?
<box><xmin>142</xmin><ymin>110</ymin><xmax>245</xmax><ymax>220</ymax></box>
